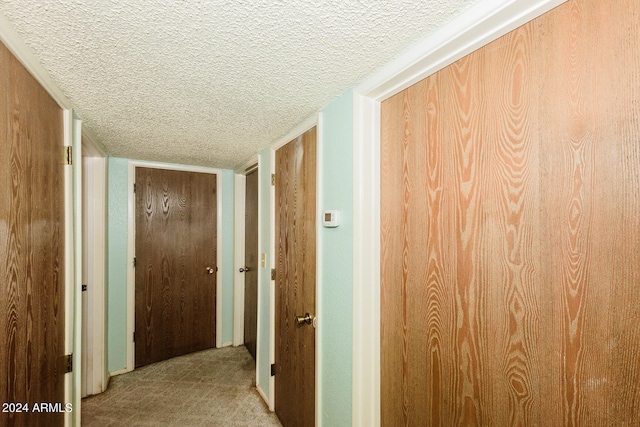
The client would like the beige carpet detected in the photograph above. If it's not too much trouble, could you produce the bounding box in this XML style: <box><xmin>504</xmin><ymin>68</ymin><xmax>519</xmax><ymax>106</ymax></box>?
<box><xmin>81</xmin><ymin>346</ymin><xmax>282</xmax><ymax>426</ymax></box>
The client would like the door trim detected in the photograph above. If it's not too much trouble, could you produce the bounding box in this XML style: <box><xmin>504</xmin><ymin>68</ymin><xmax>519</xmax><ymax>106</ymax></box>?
<box><xmin>315</xmin><ymin>115</ymin><xmax>323</xmax><ymax>427</ymax></box>
<box><xmin>125</xmin><ymin>160</ymin><xmax>224</xmax><ymax>373</ymax></box>
<box><xmin>63</xmin><ymin>111</ymin><xmax>84</xmax><ymax>427</ymax></box>
<box><xmin>232</xmin><ymin>172</ymin><xmax>246</xmax><ymax>347</ymax></box>
<box><xmin>81</xmin><ymin>132</ymin><xmax>108</xmax><ymax>398</ymax></box>
<box><xmin>63</xmin><ymin>110</ymin><xmax>76</xmax><ymax>427</ymax></box>
<box><xmin>71</xmin><ymin>114</ymin><xmax>83</xmax><ymax>426</ymax></box>
<box><xmin>351</xmin><ymin>0</ymin><xmax>566</xmax><ymax>425</ymax></box>
<box><xmin>232</xmin><ymin>155</ymin><xmax>258</xmax><ymax>347</ymax></box>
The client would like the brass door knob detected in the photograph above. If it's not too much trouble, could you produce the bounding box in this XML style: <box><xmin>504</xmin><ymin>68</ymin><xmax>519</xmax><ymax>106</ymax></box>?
<box><xmin>295</xmin><ymin>313</ymin><xmax>314</xmax><ymax>325</ymax></box>
<box><xmin>239</xmin><ymin>266</ymin><xmax>250</xmax><ymax>273</ymax></box>
<box><xmin>206</xmin><ymin>267</ymin><xmax>216</xmax><ymax>274</ymax></box>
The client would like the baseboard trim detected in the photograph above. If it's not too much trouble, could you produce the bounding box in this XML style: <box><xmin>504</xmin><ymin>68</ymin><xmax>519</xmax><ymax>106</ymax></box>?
<box><xmin>109</xmin><ymin>367</ymin><xmax>133</xmax><ymax>377</ymax></box>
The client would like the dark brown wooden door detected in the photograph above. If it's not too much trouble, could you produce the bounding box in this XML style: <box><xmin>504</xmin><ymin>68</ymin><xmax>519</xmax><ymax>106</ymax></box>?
<box><xmin>1</xmin><ymin>41</ymin><xmax>65</xmax><ymax>427</ymax></box>
<box><xmin>275</xmin><ymin>127</ymin><xmax>317</xmax><ymax>427</ymax></box>
<box><xmin>135</xmin><ymin>167</ymin><xmax>217</xmax><ymax>368</ymax></box>
<box><xmin>381</xmin><ymin>0</ymin><xmax>640</xmax><ymax>425</ymax></box>
<box><xmin>243</xmin><ymin>167</ymin><xmax>259</xmax><ymax>360</ymax></box>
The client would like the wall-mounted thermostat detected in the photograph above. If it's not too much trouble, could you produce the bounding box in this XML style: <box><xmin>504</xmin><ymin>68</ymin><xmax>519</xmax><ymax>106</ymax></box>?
<box><xmin>322</xmin><ymin>210</ymin><xmax>340</xmax><ymax>228</ymax></box>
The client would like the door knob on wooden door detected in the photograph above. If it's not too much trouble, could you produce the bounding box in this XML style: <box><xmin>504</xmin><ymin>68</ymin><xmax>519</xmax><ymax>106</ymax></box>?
<box><xmin>295</xmin><ymin>313</ymin><xmax>315</xmax><ymax>326</ymax></box>
<box><xmin>206</xmin><ymin>266</ymin><xmax>216</xmax><ymax>274</ymax></box>
<box><xmin>239</xmin><ymin>266</ymin><xmax>250</xmax><ymax>273</ymax></box>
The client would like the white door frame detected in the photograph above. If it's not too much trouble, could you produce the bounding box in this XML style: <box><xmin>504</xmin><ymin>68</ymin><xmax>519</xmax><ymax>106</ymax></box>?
<box><xmin>81</xmin><ymin>132</ymin><xmax>108</xmax><ymax>398</ymax></box>
<box><xmin>232</xmin><ymin>156</ymin><xmax>258</xmax><ymax>347</ymax></box>
<box><xmin>71</xmin><ymin>115</ymin><xmax>83</xmax><ymax>426</ymax></box>
<box><xmin>125</xmin><ymin>160</ymin><xmax>224</xmax><ymax>372</ymax></box>
<box><xmin>63</xmin><ymin>110</ymin><xmax>78</xmax><ymax>427</ymax></box>
<box><xmin>232</xmin><ymin>171</ymin><xmax>246</xmax><ymax>347</ymax></box>
<box><xmin>350</xmin><ymin>0</ymin><xmax>566</xmax><ymax>425</ymax></box>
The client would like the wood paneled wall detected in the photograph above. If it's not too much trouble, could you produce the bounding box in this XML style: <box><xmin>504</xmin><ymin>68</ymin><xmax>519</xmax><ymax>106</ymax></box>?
<box><xmin>380</xmin><ymin>0</ymin><xmax>640</xmax><ymax>425</ymax></box>
<box><xmin>0</xmin><ymin>41</ymin><xmax>65</xmax><ymax>426</ymax></box>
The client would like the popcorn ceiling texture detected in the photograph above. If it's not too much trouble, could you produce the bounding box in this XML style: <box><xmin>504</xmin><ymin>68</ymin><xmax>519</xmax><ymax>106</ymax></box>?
<box><xmin>0</xmin><ymin>0</ymin><xmax>478</xmax><ymax>168</ymax></box>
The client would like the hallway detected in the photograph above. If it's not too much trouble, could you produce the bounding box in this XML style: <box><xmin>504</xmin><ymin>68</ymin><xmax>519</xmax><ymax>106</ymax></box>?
<box><xmin>82</xmin><ymin>346</ymin><xmax>281</xmax><ymax>426</ymax></box>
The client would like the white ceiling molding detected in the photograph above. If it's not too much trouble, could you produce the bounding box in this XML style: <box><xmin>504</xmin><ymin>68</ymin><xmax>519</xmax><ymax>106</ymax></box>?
<box><xmin>0</xmin><ymin>15</ymin><xmax>110</xmax><ymax>159</ymax></box>
<box><xmin>358</xmin><ymin>0</ymin><xmax>567</xmax><ymax>100</ymax></box>
<box><xmin>234</xmin><ymin>155</ymin><xmax>259</xmax><ymax>175</ymax></box>
<box><xmin>0</xmin><ymin>12</ymin><xmax>71</xmax><ymax>110</ymax></box>
<box><xmin>82</xmin><ymin>127</ymin><xmax>109</xmax><ymax>158</ymax></box>
<box><xmin>268</xmin><ymin>113</ymin><xmax>318</xmax><ymax>154</ymax></box>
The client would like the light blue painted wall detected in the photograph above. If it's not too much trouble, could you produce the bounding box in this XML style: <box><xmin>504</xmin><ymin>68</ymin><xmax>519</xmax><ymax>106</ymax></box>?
<box><xmin>106</xmin><ymin>159</ymin><xmax>235</xmax><ymax>372</ymax></box>
<box><xmin>106</xmin><ymin>157</ymin><xmax>129</xmax><ymax>372</ymax></box>
<box><xmin>318</xmin><ymin>90</ymin><xmax>353</xmax><ymax>426</ymax></box>
<box><xmin>256</xmin><ymin>147</ymin><xmax>273</xmax><ymax>396</ymax></box>
<box><xmin>252</xmin><ymin>92</ymin><xmax>355</xmax><ymax>423</ymax></box>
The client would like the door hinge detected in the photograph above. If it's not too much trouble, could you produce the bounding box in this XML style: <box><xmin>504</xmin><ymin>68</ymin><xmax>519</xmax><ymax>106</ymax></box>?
<box><xmin>63</xmin><ymin>353</ymin><xmax>73</xmax><ymax>373</ymax></box>
<box><xmin>271</xmin><ymin>363</ymin><xmax>276</xmax><ymax>376</ymax></box>
<box><xmin>133</xmin><ymin>183</ymin><xmax>136</xmax><ymax>193</ymax></box>
<box><xmin>271</xmin><ymin>268</ymin><xmax>276</xmax><ymax>281</ymax></box>
<box><xmin>271</xmin><ymin>173</ymin><xmax>276</xmax><ymax>186</ymax></box>
<box><xmin>63</xmin><ymin>146</ymin><xmax>72</xmax><ymax>165</ymax></box>
<box><xmin>133</xmin><ymin>332</ymin><xmax>136</xmax><ymax>343</ymax></box>
<box><xmin>82</xmin><ymin>284</ymin><xmax>87</xmax><ymax>292</ymax></box>
<box><xmin>133</xmin><ymin>257</ymin><xmax>136</xmax><ymax>268</ymax></box>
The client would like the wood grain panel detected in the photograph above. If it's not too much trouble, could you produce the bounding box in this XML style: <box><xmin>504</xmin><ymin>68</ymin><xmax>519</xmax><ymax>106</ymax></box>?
<box><xmin>0</xmin><ymin>41</ymin><xmax>65</xmax><ymax>426</ymax></box>
<box><xmin>536</xmin><ymin>1</ymin><xmax>640</xmax><ymax>424</ymax></box>
<box><xmin>244</xmin><ymin>168</ymin><xmax>259</xmax><ymax>360</ymax></box>
<box><xmin>446</xmin><ymin>52</ymin><xmax>489</xmax><ymax>426</ymax></box>
<box><xmin>483</xmin><ymin>24</ymin><xmax>542</xmax><ymax>426</ymax></box>
<box><xmin>381</xmin><ymin>0</ymin><xmax>640</xmax><ymax>425</ymax></box>
<box><xmin>380</xmin><ymin>83</ymin><xmax>411</xmax><ymax>426</ymax></box>
<box><xmin>135</xmin><ymin>168</ymin><xmax>216</xmax><ymax>368</ymax></box>
<box><xmin>537</xmin><ymin>3</ymin><xmax>597</xmax><ymax>425</ymax></box>
<box><xmin>275</xmin><ymin>127</ymin><xmax>316</xmax><ymax>427</ymax></box>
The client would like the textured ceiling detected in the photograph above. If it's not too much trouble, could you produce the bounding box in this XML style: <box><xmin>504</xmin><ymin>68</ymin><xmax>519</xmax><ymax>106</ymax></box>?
<box><xmin>0</xmin><ymin>0</ymin><xmax>479</xmax><ymax>169</ymax></box>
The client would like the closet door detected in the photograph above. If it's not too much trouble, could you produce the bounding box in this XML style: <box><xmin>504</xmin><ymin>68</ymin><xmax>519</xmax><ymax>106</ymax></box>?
<box><xmin>243</xmin><ymin>167</ymin><xmax>259</xmax><ymax>360</ymax></box>
<box><xmin>275</xmin><ymin>127</ymin><xmax>317</xmax><ymax>427</ymax></box>
<box><xmin>135</xmin><ymin>167</ymin><xmax>217</xmax><ymax>367</ymax></box>
<box><xmin>1</xmin><ymin>40</ymin><xmax>66</xmax><ymax>427</ymax></box>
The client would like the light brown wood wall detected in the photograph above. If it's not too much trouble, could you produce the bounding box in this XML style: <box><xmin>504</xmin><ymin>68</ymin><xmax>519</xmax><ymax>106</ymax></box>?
<box><xmin>380</xmin><ymin>0</ymin><xmax>640</xmax><ymax>425</ymax></box>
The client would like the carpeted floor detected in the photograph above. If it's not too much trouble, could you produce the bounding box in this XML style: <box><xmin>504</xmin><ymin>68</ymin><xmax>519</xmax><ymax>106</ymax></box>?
<box><xmin>81</xmin><ymin>346</ymin><xmax>282</xmax><ymax>426</ymax></box>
